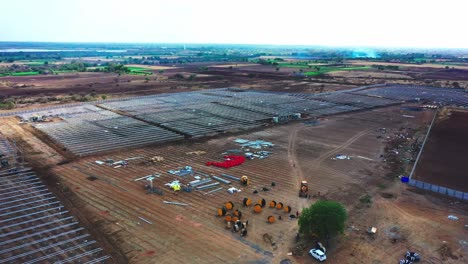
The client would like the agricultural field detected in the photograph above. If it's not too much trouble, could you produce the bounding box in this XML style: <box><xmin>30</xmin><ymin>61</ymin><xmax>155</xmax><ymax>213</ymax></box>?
<box><xmin>0</xmin><ymin>71</ymin><xmax>40</xmax><ymax>77</ymax></box>
<box><xmin>127</xmin><ymin>66</ymin><xmax>153</xmax><ymax>75</ymax></box>
<box><xmin>413</xmin><ymin>109</ymin><xmax>468</xmax><ymax>192</ymax></box>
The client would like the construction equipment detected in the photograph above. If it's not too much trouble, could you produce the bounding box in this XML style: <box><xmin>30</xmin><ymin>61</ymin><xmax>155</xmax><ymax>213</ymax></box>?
<box><xmin>241</xmin><ymin>175</ymin><xmax>250</xmax><ymax>186</ymax></box>
<box><xmin>299</xmin><ymin>181</ymin><xmax>309</xmax><ymax>198</ymax></box>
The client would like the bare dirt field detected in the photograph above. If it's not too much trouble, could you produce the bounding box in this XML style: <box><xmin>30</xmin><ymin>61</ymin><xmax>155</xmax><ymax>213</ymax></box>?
<box><xmin>125</xmin><ymin>64</ymin><xmax>177</xmax><ymax>70</ymax></box>
<box><xmin>0</xmin><ymin>64</ymin><xmax>361</xmax><ymax>110</ymax></box>
<box><xmin>3</xmin><ymin>59</ymin><xmax>467</xmax><ymax>113</ymax></box>
<box><xmin>413</xmin><ymin>109</ymin><xmax>468</xmax><ymax>192</ymax></box>
<box><xmin>348</xmin><ymin>60</ymin><xmax>468</xmax><ymax>70</ymax></box>
<box><xmin>327</xmin><ymin>70</ymin><xmax>413</xmax><ymax>80</ymax></box>
<box><xmin>4</xmin><ymin>106</ymin><xmax>457</xmax><ymax>264</ymax></box>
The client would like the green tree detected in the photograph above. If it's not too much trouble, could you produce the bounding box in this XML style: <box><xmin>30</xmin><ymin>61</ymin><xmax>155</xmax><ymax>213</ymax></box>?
<box><xmin>298</xmin><ymin>200</ymin><xmax>347</xmax><ymax>242</ymax></box>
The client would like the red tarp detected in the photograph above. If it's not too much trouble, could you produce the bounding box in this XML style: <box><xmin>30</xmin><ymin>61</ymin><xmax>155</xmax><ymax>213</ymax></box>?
<box><xmin>206</xmin><ymin>155</ymin><xmax>245</xmax><ymax>168</ymax></box>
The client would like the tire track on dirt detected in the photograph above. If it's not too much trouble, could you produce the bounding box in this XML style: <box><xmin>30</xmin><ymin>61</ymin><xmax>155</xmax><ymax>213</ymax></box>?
<box><xmin>312</xmin><ymin>127</ymin><xmax>375</xmax><ymax>167</ymax></box>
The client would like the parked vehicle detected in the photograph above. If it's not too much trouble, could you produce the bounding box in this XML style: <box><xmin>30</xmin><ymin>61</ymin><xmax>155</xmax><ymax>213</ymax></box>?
<box><xmin>405</xmin><ymin>251</ymin><xmax>420</xmax><ymax>262</ymax></box>
<box><xmin>309</xmin><ymin>248</ymin><xmax>326</xmax><ymax>262</ymax></box>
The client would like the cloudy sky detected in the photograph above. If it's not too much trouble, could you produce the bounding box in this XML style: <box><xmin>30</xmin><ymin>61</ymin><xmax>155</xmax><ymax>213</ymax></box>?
<box><xmin>1</xmin><ymin>0</ymin><xmax>467</xmax><ymax>48</ymax></box>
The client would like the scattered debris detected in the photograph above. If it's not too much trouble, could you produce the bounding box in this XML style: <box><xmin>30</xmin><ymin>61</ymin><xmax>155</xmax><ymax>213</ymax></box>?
<box><xmin>149</xmin><ymin>156</ymin><xmax>164</xmax><ymax>162</ymax></box>
<box><xmin>220</xmin><ymin>173</ymin><xmax>240</xmax><ymax>181</ymax></box>
<box><xmin>204</xmin><ymin>187</ymin><xmax>223</xmax><ymax>195</ymax></box>
<box><xmin>138</xmin><ymin>216</ymin><xmax>153</xmax><ymax>224</ymax></box>
<box><xmin>245</xmin><ymin>150</ymin><xmax>272</xmax><ymax>159</ymax></box>
<box><xmin>165</xmin><ymin>180</ymin><xmax>181</xmax><ymax>191</ymax></box>
<box><xmin>333</xmin><ymin>154</ymin><xmax>351</xmax><ymax>160</ymax></box>
<box><xmin>448</xmin><ymin>215</ymin><xmax>459</xmax><ymax>221</ymax></box>
<box><xmin>227</xmin><ymin>187</ymin><xmax>240</xmax><ymax>194</ymax></box>
<box><xmin>235</xmin><ymin>139</ymin><xmax>274</xmax><ymax>149</ymax></box>
<box><xmin>212</xmin><ymin>176</ymin><xmax>231</xmax><ymax>184</ymax></box>
<box><xmin>367</xmin><ymin>227</ymin><xmax>377</xmax><ymax>234</ymax></box>
<box><xmin>196</xmin><ymin>182</ymin><xmax>220</xmax><ymax>190</ymax></box>
<box><xmin>134</xmin><ymin>174</ymin><xmax>159</xmax><ymax>182</ymax></box>
<box><xmin>163</xmin><ymin>201</ymin><xmax>190</xmax><ymax>206</ymax></box>
<box><xmin>186</xmin><ymin>151</ymin><xmax>207</xmax><ymax>156</ymax></box>
<box><xmin>189</xmin><ymin>178</ymin><xmax>212</xmax><ymax>187</ymax></box>
<box><xmin>168</xmin><ymin>166</ymin><xmax>193</xmax><ymax>176</ymax></box>
<box><xmin>125</xmin><ymin>156</ymin><xmax>142</xmax><ymax>161</ymax></box>
<box><xmin>355</xmin><ymin>155</ymin><xmax>373</xmax><ymax>161</ymax></box>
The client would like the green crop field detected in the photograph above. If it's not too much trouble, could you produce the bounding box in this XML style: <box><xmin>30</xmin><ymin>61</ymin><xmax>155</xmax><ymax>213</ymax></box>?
<box><xmin>0</xmin><ymin>71</ymin><xmax>41</xmax><ymax>77</ymax></box>
<box><xmin>304</xmin><ymin>66</ymin><xmax>371</xmax><ymax>76</ymax></box>
<box><xmin>127</xmin><ymin>66</ymin><xmax>152</xmax><ymax>75</ymax></box>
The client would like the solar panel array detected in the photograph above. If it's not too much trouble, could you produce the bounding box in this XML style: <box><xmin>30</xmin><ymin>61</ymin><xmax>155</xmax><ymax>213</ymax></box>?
<box><xmin>355</xmin><ymin>84</ymin><xmax>468</xmax><ymax>107</ymax></box>
<box><xmin>19</xmin><ymin>85</ymin><xmax>467</xmax><ymax>156</ymax></box>
<box><xmin>0</xmin><ymin>135</ymin><xmax>110</xmax><ymax>264</ymax></box>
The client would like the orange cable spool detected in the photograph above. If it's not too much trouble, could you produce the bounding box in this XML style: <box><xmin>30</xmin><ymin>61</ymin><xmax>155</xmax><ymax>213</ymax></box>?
<box><xmin>243</xmin><ymin>198</ymin><xmax>252</xmax><ymax>207</ymax></box>
<box><xmin>225</xmin><ymin>201</ymin><xmax>234</xmax><ymax>210</ymax></box>
<box><xmin>225</xmin><ymin>214</ymin><xmax>232</xmax><ymax>222</ymax></box>
<box><xmin>254</xmin><ymin>204</ymin><xmax>262</xmax><ymax>213</ymax></box>
<box><xmin>267</xmin><ymin>215</ymin><xmax>275</xmax><ymax>223</ymax></box>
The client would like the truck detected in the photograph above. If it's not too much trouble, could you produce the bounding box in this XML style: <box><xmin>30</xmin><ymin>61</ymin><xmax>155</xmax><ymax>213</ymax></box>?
<box><xmin>299</xmin><ymin>181</ymin><xmax>309</xmax><ymax>198</ymax></box>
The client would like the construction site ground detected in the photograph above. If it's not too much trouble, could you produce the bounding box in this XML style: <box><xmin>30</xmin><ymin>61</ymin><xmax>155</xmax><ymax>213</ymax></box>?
<box><xmin>413</xmin><ymin>109</ymin><xmax>468</xmax><ymax>192</ymax></box>
<box><xmin>0</xmin><ymin>105</ymin><xmax>455</xmax><ymax>263</ymax></box>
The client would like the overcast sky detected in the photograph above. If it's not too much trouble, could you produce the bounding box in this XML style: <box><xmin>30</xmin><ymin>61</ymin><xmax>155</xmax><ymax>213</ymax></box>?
<box><xmin>1</xmin><ymin>0</ymin><xmax>467</xmax><ymax>48</ymax></box>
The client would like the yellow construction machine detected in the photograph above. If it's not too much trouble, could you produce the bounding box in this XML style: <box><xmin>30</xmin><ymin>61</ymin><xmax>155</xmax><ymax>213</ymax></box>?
<box><xmin>240</xmin><ymin>175</ymin><xmax>250</xmax><ymax>186</ymax></box>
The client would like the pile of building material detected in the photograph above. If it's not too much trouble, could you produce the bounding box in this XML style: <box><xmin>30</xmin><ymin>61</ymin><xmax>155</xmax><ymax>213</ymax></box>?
<box><xmin>332</xmin><ymin>154</ymin><xmax>351</xmax><ymax>160</ymax></box>
<box><xmin>232</xmin><ymin>139</ymin><xmax>275</xmax><ymax>159</ymax></box>
<box><xmin>168</xmin><ymin>166</ymin><xmax>193</xmax><ymax>176</ymax></box>
<box><xmin>245</xmin><ymin>150</ymin><xmax>273</xmax><ymax>160</ymax></box>
<box><xmin>206</xmin><ymin>155</ymin><xmax>245</xmax><ymax>168</ymax></box>
<box><xmin>234</xmin><ymin>139</ymin><xmax>274</xmax><ymax>149</ymax></box>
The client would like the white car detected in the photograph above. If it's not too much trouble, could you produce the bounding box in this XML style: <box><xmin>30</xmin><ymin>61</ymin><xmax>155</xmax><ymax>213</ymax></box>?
<box><xmin>309</xmin><ymin>248</ymin><xmax>326</xmax><ymax>262</ymax></box>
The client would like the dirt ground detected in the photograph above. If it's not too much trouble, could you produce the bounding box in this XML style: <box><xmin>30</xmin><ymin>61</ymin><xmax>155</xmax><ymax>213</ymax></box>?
<box><xmin>2</xmin><ymin>105</ymin><xmax>462</xmax><ymax>264</ymax></box>
<box><xmin>2</xmin><ymin>60</ymin><xmax>467</xmax><ymax>112</ymax></box>
<box><xmin>413</xmin><ymin>109</ymin><xmax>468</xmax><ymax>192</ymax></box>
<box><xmin>348</xmin><ymin>60</ymin><xmax>468</xmax><ymax>70</ymax></box>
